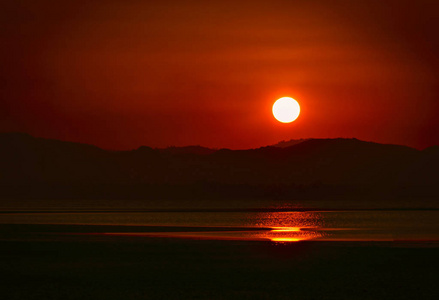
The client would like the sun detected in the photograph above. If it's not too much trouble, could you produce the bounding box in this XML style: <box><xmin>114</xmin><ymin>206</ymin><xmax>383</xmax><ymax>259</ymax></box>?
<box><xmin>272</xmin><ymin>97</ymin><xmax>300</xmax><ymax>123</ymax></box>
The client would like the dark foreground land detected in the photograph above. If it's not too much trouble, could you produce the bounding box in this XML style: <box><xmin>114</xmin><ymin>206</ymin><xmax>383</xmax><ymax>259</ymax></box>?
<box><xmin>1</xmin><ymin>234</ymin><xmax>438</xmax><ymax>300</ymax></box>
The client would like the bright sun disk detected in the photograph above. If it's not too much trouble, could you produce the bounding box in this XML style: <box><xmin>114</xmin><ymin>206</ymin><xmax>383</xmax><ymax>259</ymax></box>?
<box><xmin>272</xmin><ymin>97</ymin><xmax>300</xmax><ymax>123</ymax></box>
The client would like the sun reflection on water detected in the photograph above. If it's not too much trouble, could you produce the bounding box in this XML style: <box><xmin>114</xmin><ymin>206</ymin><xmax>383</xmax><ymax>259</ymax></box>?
<box><xmin>271</xmin><ymin>227</ymin><xmax>301</xmax><ymax>232</ymax></box>
<box><xmin>66</xmin><ymin>210</ymin><xmax>326</xmax><ymax>242</ymax></box>
<box><xmin>252</xmin><ymin>211</ymin><xmax>323</xmax><ymax>242</ymax></box>
<box><xmin>270</xmin><ymin>238</ymin><xmax>301</xmax><ymax>242</ymax></box>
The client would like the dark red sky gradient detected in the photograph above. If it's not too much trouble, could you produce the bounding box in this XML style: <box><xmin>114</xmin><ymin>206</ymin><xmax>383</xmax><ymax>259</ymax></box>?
<box><xmin>1</xmin><ymin>0</ymin><xmax>438</xmax><ymax>150</ymax></box>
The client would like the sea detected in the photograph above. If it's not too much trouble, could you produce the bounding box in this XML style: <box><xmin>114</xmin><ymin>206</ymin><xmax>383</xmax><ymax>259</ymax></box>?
<box><xmin>1</xmin><ymin>198</ymin><xmax>438</xmax><ymax>244</ymax></box>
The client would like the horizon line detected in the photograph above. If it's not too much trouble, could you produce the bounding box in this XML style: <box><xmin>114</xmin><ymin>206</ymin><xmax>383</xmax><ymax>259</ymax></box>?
<box><xmin>1</xmin><ymin>131</ymin><xmax>435</xmax><ymax>152</ymax></box>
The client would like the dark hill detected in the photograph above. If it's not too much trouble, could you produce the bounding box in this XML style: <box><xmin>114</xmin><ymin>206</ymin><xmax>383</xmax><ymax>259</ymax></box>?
<box><xmin>270</xmin><ymin>139</ymin><xmax>310</xmax><ymax>148</ymax></box>
<box><xmin>0</xmin><ymin>133</ymin><xmax>437</xmax><ymax>200</ymax></box>
<box><xmin>157</xmin><ymin>146</ymin><xmax>216</xmax><ymax>155</ymax></box>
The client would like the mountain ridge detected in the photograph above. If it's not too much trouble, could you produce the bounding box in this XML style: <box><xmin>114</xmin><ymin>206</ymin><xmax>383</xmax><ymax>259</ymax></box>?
<box><xmin>0</xmin><ymin>132</ymin><xmax>437</xmax><ymax>200</ymax></box>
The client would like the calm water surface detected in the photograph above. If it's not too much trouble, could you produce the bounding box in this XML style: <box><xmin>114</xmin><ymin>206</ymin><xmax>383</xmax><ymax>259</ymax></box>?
<box><xmin>1</xmin><ymin>208</ymin><xmax>438</xmax><ymax>243</ymax></box>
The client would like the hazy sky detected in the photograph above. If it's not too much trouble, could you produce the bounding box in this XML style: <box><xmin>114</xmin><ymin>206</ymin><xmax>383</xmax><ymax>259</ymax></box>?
<box><xmin>1</xmin><ymin>0</ymin><xmax>438</xmax><ymax>149</ymax></box>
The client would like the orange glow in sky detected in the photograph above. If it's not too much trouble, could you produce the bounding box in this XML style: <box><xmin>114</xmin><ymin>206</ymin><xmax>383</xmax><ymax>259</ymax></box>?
<box><xmin>1</xmin><ymin>0</ymin><xmax>438</xmax><ymax>149</ymax></box>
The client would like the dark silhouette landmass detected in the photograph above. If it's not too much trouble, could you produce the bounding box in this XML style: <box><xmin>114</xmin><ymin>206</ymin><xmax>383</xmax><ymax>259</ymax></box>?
<box><xmin>0</xmin><ymin>132</ymin><xmax>437</xmax><ymax>201</ymax></box>
<box><xmin>271</xmin><ymin>138</ymin><xmax>311</xmax><ymax>148</ymax></box>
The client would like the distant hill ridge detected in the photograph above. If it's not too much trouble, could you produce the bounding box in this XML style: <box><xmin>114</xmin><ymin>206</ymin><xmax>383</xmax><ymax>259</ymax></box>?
<box><xmin>270</xmin><ymin>138</ymin><xmax>311</xmax><ymax>148</ymax></box>
<box><xmin>2</xmin><ymin>132</ymin><xmax>430</xmax><ymax>153</ymax></box>
<box><xmin>0</xmin><ymin>132</ymin><xmax>437</xmax><ymax>199</ymax></box>
<box><xmin>157</xmin><ymin>145</ymin><xmax>216</xmax><ymax>155</ymax></box>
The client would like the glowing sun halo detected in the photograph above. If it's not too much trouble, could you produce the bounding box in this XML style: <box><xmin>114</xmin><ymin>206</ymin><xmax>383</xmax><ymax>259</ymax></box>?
<box><xmin>272</xmin><ymin>97</ymin><xmax>300</xmax><ymax>123</ymax></box>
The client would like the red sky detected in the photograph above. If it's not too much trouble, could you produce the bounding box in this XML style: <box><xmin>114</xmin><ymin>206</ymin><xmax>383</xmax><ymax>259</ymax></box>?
<box><xmin>1</xmin><ymin>0</ymin><xmax>438</xmax><ymax>150</ymax></box>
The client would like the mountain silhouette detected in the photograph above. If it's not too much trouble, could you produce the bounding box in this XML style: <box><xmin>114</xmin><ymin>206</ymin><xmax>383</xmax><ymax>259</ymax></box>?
<box><xmin>270</xmin><ymin>138</ymin><xmax>311</xmax><ymax>148</ymax></box>
<box><xmin>0</xmin><ymin>132</ymin><xmax>437</xmax><ymax>200</ymax></box>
